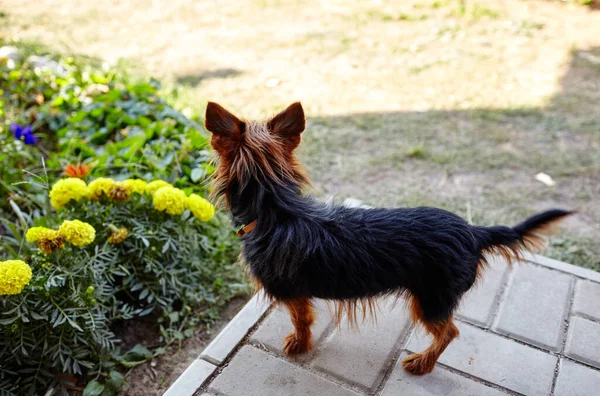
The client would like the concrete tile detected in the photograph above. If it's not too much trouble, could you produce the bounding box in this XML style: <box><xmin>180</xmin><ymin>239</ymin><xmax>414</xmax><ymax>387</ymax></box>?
<box><xmin>164</xmin><ymin>359</ymin><xmax>216</xmax><ymax>396</ymax></box>
<box><xmin>458</xmin><ymin>257</ymin><xmax>507</xmax><ymax>326</ymax></box>
<box><xmin>209</xmin><ymin>346</ymin><xmax>361</xmax><ymax>396</ymax></box>
<box><xmin>573</xmin><ymin>279</ymin><xmax>600</xmax><ymax>321</ymax></box>
<box><xmin>408</xmin><ymin>322</ymin><xmax>556</xmax><ymax>395</ymax></box>
<box><xmin>382</xmin><ymin>352</ymin><xmax>507</xmax><ymax>396</ymax></box>
<box><xmin>523</xmin><ymin>253</ymin><xmax>600</xmax><ymax>283</ymax></box>
<box><xmin>554</xmin><ymin>359</ymin><xmax>600</xmax><ymax>396</ymax></box>
<box><xmin>311</xmin><ymin>300</ymin><xmax>411</xmax><ymax>391</ymax></box>
<box><xmin>565</xmin><ymin>316</ymin><xmax>600</xmax><ymax>369</ymax></box>
<box><xmin>251</xmin><ymin>299</ymin><xmax>332</xmax><ymax>354</ymax></box>
<box><xmin>494</xmin><ymin>264</ymin><xmax>572</xmax><ymax>350</ymax></box>
<box><xmin>200</xmin><ymin>292</ymin><xmax>270</xmax><ymax>365</ymax></box>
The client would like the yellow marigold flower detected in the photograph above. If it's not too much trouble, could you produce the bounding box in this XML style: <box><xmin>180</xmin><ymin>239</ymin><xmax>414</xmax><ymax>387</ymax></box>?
<box><xmin>49</xmin><ymin>178</ymin><xmax>88</xmax><ymax>209</ymax></box>
<box><xmin>108</xmin><ymin>227</ymin><xmax>129</xmax><ymax>244</ymax></box>
<box><xmin>122</xmin><ymin>179</ymin><xmax>147</xmax><ymax>195</ymax></box>
<box><xmin>108</xmin><ymin>182</ymin><xmax>131</xmax><ymax>201</ymax></box>
<box><xmin>186</xmin><ymin>194</ymin><xmax>215</xmax><ymax>222</ymax></box>
<box><xmin>153</xmin><ymin>186</ymin><xmax>186</xmax><ymax>215</ymax></box>
<box><xmin>58</xmin><ymin>220</ymin><xmax>96</xmax><ymax>246</ymax></box>
<box><xmin>0</xmin><ymin>260</ymin><xmax>32</xmax><ymax>295</ymax></box>
<box><xmin>25</xmin><ymin>227</ymin><xmax>56</xmax><ymax>242</ymax></box>
<box><xmin>146</xmin><ymin>180</ymin><xmax>172</xmax><ymax>195</ymax></box>
<box><xmin>87</xmin><ymin>177</ymin><xmax>116</xmax><ymax>200</ymax></box>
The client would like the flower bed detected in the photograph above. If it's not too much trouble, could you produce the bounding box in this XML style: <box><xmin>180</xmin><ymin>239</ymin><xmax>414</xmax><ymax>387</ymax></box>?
<box><xmin>0</xmin><ymin>40</ymin><xmax>244</xmax><ymax>395</ymax></box>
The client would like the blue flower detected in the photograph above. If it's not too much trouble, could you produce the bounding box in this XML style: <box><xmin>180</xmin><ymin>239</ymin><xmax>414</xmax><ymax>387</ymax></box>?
<box><xmin>10</xmin><ymin>123</ymin><xmax>38</xmax><ymax>145</ymax></box>
<box><xmin>10</xmin><ymin>123</ymin><xmax>23</xmax><ymax>139</ymax></box>
<box><xmin>23</xmin><ymin>129</ymin><xmax>38</xmax><ymax>145</ymax></box>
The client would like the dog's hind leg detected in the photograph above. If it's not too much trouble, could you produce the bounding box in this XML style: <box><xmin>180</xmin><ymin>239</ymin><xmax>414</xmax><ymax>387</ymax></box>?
<box><xmin>282</xmin><ymin>298</ymin><xmax>316</xmax><ymax>355</ymax></box>
<box><xmin>402</xmin><ymin>296</ymin><xmax>460</xmax><ymax>375</ymax></box>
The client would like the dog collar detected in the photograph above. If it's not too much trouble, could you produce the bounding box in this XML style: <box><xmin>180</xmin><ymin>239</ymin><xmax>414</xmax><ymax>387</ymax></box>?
<box><xmin>237</xmin><ymin>219</ymin><xmax>257</xmax><ymax>237</ymax></box>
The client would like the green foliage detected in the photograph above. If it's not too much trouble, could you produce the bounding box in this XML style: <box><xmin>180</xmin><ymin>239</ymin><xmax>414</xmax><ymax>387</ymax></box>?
<box><xmin>0</xmin><ymin>126</ymin><xmax>47</xmax><ymax>216</ymax></box>
<box><xmin>0</xmin><ymin>39</ymin><xmax>244</xmax><ymax>395</ymax></box>
<box><xmin>57</xmin><ymin>78</ymin><xmax>212</xmax><ymax>185</ymax></box>
<box><xmin>0</xmin><ymin>37</ymin><xmax>213</xmax><ymax>218</ymax></box>
<box><xmin>0</xmin><ymin>186</ymin><xmax>243</xmax><ymax>394</ymax></box>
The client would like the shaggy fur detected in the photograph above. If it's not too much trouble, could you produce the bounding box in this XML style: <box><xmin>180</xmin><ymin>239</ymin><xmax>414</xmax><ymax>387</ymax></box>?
<box><xmin>205</xmin><ymin>101</ymin><xmax>573</xmax><ymax>375</ymax></box>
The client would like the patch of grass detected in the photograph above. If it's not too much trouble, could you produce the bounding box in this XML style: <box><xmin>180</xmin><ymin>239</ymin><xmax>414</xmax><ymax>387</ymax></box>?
<box><xmin>408</xmin><ymin>60</ymin><xmax>449</xmax><ymax>74</ymax></box>
<box><xmin>415</xmin><ymin>0</ymin><xmax>455</xmax><ymax>9</ymax></box>
<box><xmin>367</xmin><ymin>151</ymin><xmax>405</xmax><ymax>170</ymax></box>
<box><xmin>455</xmin><ymin>2</ymin><xmax>500</xmax><ymax>20</ymax></box>
<box><xmin>436</xmin><ymin>25</ymin><xmax>461</xmax><ymax>37</ymax></box>
<box><xmin>366</xmin><ymin>9</ymin><xmax>429</xmax><ymax>22</ymax></box>
<box><xmin>546</xmin><ymin>235</ymin><xmax>600</xmax><ymax>271</ymax></box>
<box><xmin>415</xmin><ymin>0</ymin><xmax>500</xmax><ymax>20</ymax></box>
<box><xmin>349</xmin><ymin>114</ymin><xmax>387</xmax><ymax>131</ymax></box>
<box><xmin>566</xmin><ymin>0</ymin><xmax>595</xmax><ymax>5</ymax></box>
<box><xmin>406</xmin><ymin>144</ymin><xmax>428</xmax><ymax>158</ymax></box>
<box><xmin>512</xmin><ymin>20</ymin><xmax>545</xmax><ymax>36</ymax></box>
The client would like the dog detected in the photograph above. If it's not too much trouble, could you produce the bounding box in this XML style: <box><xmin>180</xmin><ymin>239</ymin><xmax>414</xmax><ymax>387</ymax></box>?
<box><xmin>204</xmin><ymin>101</ymin><xmax>572</xmax><ymax>375</ymax></box>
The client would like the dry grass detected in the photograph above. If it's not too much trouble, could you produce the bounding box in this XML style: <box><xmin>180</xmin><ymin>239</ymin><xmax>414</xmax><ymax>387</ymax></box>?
<box><xmin>3</xmin><ymin>0</ymin><xmax>599</xmax><ymax>271</ymax></box>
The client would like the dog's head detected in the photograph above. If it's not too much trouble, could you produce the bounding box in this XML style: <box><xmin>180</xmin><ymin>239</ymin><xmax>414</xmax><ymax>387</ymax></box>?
<box><xmin>204</xmin><ymin>102</ymin><xmax>310</xmax><ymax>206</ymax></box>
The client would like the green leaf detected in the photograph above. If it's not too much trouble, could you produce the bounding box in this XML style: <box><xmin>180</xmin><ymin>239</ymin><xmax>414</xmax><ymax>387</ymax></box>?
<box><xmin>123</xmin><ymin>344</ymin><xmax>153</xmax><ymax>361</ymax></box>
<box><xmin>103</xmin><ymin>370</ymin><xmax>125</xmax><ymax>395</ymax></box>
<box><xmin>52</xmin><ymin>96</ymin><xmax>65</xmax><ymax>106</ymax></box>
<box><xmin>191</xmin><ymin>167</ymin><xmax>204</xmax><ymax>182</ymax></box>
<box><xmin>153</xmin><ymin>347</ymin><xmax>166</xmax><ymax>356</ymax></box>
<box><xmin>0</xmin><ymin>317</ymin><xmax>17</xmax><ymax>325</ymax></box>
<box><xmin>114</xmin><ymin>344</ymin><xmax>153</xmax><ymax>368</ymax></box>
<box><xmin>121</xmin><ymin>136</ymin><xmax>146</xmax><ymax>160</ymax></box>
<box><xmin>136</xmin><ymin>116</ymin><xmax>152</xmax><ymax>128</ymax></box>
<box><xmin>90</xmin><ymin>108</ymin><xmax>105</xmax><ymax>118</ymax></box>
<box><xmin>91</xmin><ymin>73</ymin><xmax>108</xmax><ymax>84</ymax></box>
<box><xmin>83</xmin><ymin>381</ymin><xmax>105</xmax><ymax>396</ymax></box>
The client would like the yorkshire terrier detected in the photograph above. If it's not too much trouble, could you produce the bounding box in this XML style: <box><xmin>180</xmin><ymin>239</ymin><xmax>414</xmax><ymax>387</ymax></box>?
<box><xmin>204</xmin><ymin>101</ymin><xmax>572</xmax><ymax>375</ymax></box>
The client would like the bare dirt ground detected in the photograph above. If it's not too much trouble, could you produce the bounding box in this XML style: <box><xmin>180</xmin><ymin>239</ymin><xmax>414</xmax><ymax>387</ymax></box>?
<box><xmin>2</xmin><ymin>0</ymin><xmax>600</xmax><ymax>392</ymax></box>
<box><xmin>119</xmin><ymin>297</ymin><xmax>248</xmax><ymax>396</ymax></box>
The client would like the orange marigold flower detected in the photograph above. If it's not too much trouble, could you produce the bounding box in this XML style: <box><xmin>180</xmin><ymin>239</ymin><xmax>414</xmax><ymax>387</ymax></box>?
<box><xmin>64</xmin><ymin>163</ymin><xmax>91</xmax><ymax>179</ymax></box>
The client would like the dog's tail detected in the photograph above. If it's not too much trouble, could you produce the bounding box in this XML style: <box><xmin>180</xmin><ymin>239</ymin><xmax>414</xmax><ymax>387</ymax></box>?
<box><xmin>474</xmin><ymin>209</ymin><xmax>574</xmax><ymax>266</ymax></box>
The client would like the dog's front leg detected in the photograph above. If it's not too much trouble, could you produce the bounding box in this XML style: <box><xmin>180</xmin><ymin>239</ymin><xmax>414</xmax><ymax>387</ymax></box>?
<box><xmin>282</xmin><ymin>298</ymin><xmax>316</xmax><ymax>355</ymax></box>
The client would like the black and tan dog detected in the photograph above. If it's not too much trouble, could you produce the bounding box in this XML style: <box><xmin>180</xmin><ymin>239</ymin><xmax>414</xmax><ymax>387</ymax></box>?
<box><xmin>204</xmin><ymin>101</ymin><xmax>572</xmax><ymax>375</ymax></box>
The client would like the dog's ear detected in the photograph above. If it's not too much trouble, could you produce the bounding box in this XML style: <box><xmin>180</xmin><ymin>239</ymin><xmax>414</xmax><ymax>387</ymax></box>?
<box><xmin>267</xmin><ymin>102</ymin><xmax>305</xmax><ymax>150</ymax></box>
<box><xmin>205</xmin><ymin>102</ymin><xmax>245</xmax><ymax>153</ymax></box>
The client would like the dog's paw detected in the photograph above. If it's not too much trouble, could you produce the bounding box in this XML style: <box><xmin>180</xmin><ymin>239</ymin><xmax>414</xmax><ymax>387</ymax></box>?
<box><xmin>402</xmin><ymin>353</ymin><xmax>435</xmax><ymax>375</ymax></box>
<box><xmin>283</xmin><ymin>332</ymin><xmax>312</xmax><ymax>355</ymax></box>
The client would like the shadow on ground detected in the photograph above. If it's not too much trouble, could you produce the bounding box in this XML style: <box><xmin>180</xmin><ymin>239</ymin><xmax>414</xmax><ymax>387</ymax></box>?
<box><xmin>298</xmin><ymin>48</ymin><xmax>600</xmax><ymax>270</ymax></box>
<box><xmin>176</xmin><ymin>68</ymin><xmax>243</xmax><ymax>87</ymax></box>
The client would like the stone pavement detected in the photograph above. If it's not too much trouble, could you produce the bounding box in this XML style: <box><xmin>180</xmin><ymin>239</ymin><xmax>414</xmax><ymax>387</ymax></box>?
<box><xmin>166</xmin><ymin>253</ymin><xmax>600</xmax><ymax>396</ymax></box>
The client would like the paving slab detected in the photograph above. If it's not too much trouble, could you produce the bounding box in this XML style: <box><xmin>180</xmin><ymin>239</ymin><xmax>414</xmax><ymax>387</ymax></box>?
<box><xmin>457</xmin><ymin>256</ymin><xmax>507</xmax><ymax>326</ymax></box>
<box><xmin>572</xmin><ymin>279</ymin><xmax>600</xmax><ymax>320</ymax></box>
<box><xmin>311</xmin><ymin>300</ymin><xmax>412</xmax><ymax>392</ymax></box>
<box><xmin>554</xmin><ymin>359</ymin><xmax>600</xmax><ymax>396</ymax></box>
<box><xmin>565</xmin><ymin>316</ymin><xmax>600</xmax><ymax>369</ymax></box>
<box><xmin>408</xmin><ymin>321</ymin><xmax>556</xmax><ymax>395</ymax></box>
<box><xmin>168</xmin><ymin>254</ymin><xmax>600</xmax><ymax>396</ymax></box>
<box><xmin>199</xmin><ymin>292</ymin><xmax>270</xmax><ymax>365</ymax></box>
<box><xmin>381</xmin><ymin>352</ymin><xmax>507</xmax><ymax>396</ymax></box>
<box><xmin>251</xmin><ymin>299</ymin><xmax>332</xmax><ymax>354</ymax></box>
<box><xmin>523</xmin><ymin>253</ymin><xmax>600</xmax><ymax>283</ymax></box>
<box><xmin>493</xmin><ymin>264</ymin><xmax>572</xmax><ymax>350</ymax></box>
<box><xmin>163</xmin><ymin>359</ymin><xmax>216</xmax><ymax>396</ymax></box>
<box><xmin>209</xmin><ymin>346</ymin><xmax>361</xmax><ymax>396</ymax></box>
